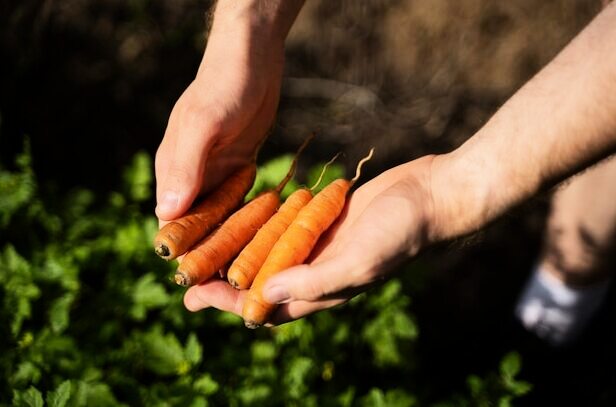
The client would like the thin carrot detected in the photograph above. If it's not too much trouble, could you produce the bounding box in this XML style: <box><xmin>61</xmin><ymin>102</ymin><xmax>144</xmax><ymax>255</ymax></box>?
<box><xmin>242</xmin><ymin>148</ymin><xmax>375</xmax><ymax>328</ymax></box>
<box><xmin>153</xmin><ymin>164</ymin><xmax>256</xmax><ymax>260</ymax></box>
<box><xmin>174</xmin><ymin>137</ymin><xmax>313</xmax><ymax>287</ymax></box>
<box><xmin>227</xmin><ymin>154</ymin><xmax>339</xmax><ymax>290</ymax></box>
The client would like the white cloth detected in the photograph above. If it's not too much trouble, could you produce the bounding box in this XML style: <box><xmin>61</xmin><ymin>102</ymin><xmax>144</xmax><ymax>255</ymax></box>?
<box><xmin>515</xmin><ymin>265</ymin><xmax>611</xmax><ymax>346</ymax></box>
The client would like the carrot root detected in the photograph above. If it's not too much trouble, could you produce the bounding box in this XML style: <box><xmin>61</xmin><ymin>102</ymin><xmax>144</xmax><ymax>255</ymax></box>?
<box><xmin>174</xmin><ymin>272</ymin><xmax>190</xmax><ymax>287</ymax></box>
<box><xmin>154</xmin><ymin>245</ymin><xmax>170</xmax><ymax>258</ymax></box>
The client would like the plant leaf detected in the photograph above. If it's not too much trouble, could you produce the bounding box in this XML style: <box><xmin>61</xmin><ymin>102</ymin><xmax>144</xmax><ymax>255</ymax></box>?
<box><xmin>46</xmin><ymin>380</ymin><xmax>72</xmax><ymax>407</ymax></box>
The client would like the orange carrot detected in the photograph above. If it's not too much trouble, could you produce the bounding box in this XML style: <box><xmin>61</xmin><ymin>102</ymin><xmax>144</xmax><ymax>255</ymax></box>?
<box><xmin>174</xmin><ymin>190</ymin><xmax>281</xmax><ymax>286</ymax></box>
<box><xmin>242</xmin><ymin>148</ymin><xmax>374</xmax><ymax>328</ymax></box>
<box><xmin>174</xmin><ymin>137</ymin><xmax>313</xmax><ymax>287</ymax></box>
<box><xmin>153</xmin><ymin>164</ymin><xmax>256</xmax><ymax>260</ymax></box>
<box><xmin>227</xmin><ymin>188</ymin><xmax>312</xmax><ymax>289</ymax></box>
<box><xmin>227</xmin><ymin>154</ymin><xmax>339</xmax><ymax>290</ymax></box>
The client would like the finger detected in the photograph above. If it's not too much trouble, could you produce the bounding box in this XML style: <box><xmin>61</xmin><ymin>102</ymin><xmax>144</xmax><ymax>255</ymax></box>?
<box><xmin>183</xmin><ymin>279</ymin><xmax>245</xmax><ymax>315</ymax></box>
<box><xmin>261</xmin><ymin>251</ymin><xmax>371</xmax><ymax>304</ymax></box>
<box><xmin>268</xmin><ymin>297</ymin><xmax>348</xmax><ymax>326</ymax></box>
<box><xmin>155</xmin><ymin>107</ymin><xmax>221</xmax><ymax>221</ymax></box>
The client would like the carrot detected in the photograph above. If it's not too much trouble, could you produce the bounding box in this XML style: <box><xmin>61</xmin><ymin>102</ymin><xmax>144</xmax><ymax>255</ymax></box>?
<box><xmin>242</xmin><ymin>148</ymin><xmax>375</xmax><ymax>328</ymax></box>
<box><xmin>227</xmin><ymin>154</ymin><xmax>339</xmax><ymax>290</ymax></box>
<box><xmin>174</xmin><ymin>136</ymin><xmax>313</xmax><ymax>287</ymax></box>
<box><xmin>153</xmin><ymin>164</ymin><xmax>256</xmax><ymax>260</ymax></box>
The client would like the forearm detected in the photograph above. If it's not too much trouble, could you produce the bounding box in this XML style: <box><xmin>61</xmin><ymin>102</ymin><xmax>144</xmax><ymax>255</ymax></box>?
<box><xmin>430</xmin><ymin>3</ymin><xmax>616</xmax><ymax>241</ymax></box>
<box><xmin>196</xmin><ymin>0</ymin><xmax>304</xmax><ymax>80</ymax></box>
<box><xmin>205</xmin><ymin>0</ymin><xmax>304</xmax><ymax>50</ymax></box>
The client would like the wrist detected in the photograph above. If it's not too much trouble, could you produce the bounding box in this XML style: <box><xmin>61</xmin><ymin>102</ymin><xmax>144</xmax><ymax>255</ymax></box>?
<box><xmin>210</xmin><ymin>0</ymin><xmax>304</xmax><ymax>46</ymax></box>
<box><xmin>428</xmin><ymin>150</ymin><xmax>495</xmax><ymax>242</ymax></box>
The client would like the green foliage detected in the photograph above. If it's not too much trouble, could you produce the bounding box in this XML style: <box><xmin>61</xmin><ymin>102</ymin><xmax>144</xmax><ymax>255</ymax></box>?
<box><xmin>246</xmin><ymin>155</ymin><xmax>300</xmax><ymax>201</ymax></box>
<box><xmin>0</xmin><ymin>145</ymin><xmax>532</xmax><ymax>405</ymax></box>
<box><xmin>434</xmin><ymin>352</ymin><xmax>532</xmax><ymax>407</ymax></box>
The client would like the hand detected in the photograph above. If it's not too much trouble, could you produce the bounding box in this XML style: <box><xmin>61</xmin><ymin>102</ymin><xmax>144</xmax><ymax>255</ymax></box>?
<box><xmin>183</xmin><ymin>156</ymin><xmax>437</xmax><ymax>325</ymax></box>
<box><xmin>155</xmin><ymin>18</ymin><xmax>285</xmax><ymax>221</ymax></box>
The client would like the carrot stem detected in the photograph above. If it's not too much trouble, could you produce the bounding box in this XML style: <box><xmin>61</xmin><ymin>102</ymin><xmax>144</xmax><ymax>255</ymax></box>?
<box><xmin>274</xmin><ymin>132</ymin><xmax>315</xmax><ymax>193</ymax></box>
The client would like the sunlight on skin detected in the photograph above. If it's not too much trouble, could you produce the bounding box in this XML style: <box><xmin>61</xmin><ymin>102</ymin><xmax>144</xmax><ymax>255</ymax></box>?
<box><xmin>183</xmin><ymin>157</ymin><xmax>436</xmax><ymax>325</ymax></box>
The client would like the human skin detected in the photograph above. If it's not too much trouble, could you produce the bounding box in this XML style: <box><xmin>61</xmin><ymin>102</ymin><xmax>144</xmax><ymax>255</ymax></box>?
<box><xmin>155</xmin><ymin>0</ymin><xmax>305</xmax><ymax>223</ymax></box>
<box><xmin>168</xmin><ymin>1</ymin><xmax>616</xmax><ymax>325</ymax></box>
<box><xmin>539</xmin><ymin>156</ymin><xmax>616</xmax><ymax>287</ymax></box>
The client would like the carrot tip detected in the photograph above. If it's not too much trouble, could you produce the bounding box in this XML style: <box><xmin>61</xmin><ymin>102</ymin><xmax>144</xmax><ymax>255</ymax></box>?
<box><xmin>228</xmin><ymin>278</ymin><xmax>240</xmax><ymax>289</ymax></box>
<box><xmin>155</xmin><ymin>244</ymin><xmax>170</xmax><ymax>259</ymax></box>
<box><xmin>174</xmin><ymin>272</ymin><xmax>189</xmax><ymax>287</ymax></box>
<box><xmin>244</xmin><ymin>320</ymin><xmax>261</xmax><ymax>329</ymax></box>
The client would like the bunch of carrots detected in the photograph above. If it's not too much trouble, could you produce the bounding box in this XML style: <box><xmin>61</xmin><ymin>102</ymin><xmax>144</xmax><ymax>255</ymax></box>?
<box><xmin>153</xmin><ymin>137</ymin><xmax>374</xmax><ymax>328</ymax></box>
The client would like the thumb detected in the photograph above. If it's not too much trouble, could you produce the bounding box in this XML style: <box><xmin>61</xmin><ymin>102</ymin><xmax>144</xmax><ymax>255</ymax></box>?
<box><xmin>262</xmin><ymin>256</ymin><xmax>368</xmax><ymax>304</ymax></box>
<box><xmin>155</xmin><ymin>120</ymin><xmax>218</xmax><ymax>221</ymax></box>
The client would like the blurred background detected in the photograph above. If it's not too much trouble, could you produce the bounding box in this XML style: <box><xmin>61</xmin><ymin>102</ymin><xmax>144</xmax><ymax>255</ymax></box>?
<box><xmin>1</xmin><ymin>0</ymin><xmax>614</xmax><ymax>405</ymax></box>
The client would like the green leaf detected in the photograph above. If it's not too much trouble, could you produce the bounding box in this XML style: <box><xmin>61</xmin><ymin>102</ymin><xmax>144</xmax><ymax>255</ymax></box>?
<box><xmin>193</xmin><ymin>373</ymin><xmax>219</xmax><ymax>396</ymax></box>
<box><xmin>498</xmin><ymin>396</ymin><xmax>512</xmax><ymax>407</ymax></box>
<box><xmin>361</xmin><ymin>282</ymin><xmax>417</xmax><ymax>367</ymax></box>
<box><xmin>214</xmin><ymin>311</ymin><xmax>244</xmax><ymax>327</ymax></box>
<box><xmin>383</xmin><ymin>389</ymin><xmax>417</xmax><ymax>407</ymax></box>
<box><xmin>49</xmin><ymin>294</ymin><xmax>75</xmax><ymax>333</ymax></box>
<box><xmin>184</xmin><ymin>333</ymin><xmax>203</xmax><ymax>366</ymax></box>
<box><xmin>123</xmin><ymin>151</ymin><xmax>152</xmax><ymax>202</ymax></box>
<box><xmin>283</xmin><ymin>356</ymin><xmax>314</xmax><ymax>399</ymax></box>
<box><xmin>236</xmin><ymin>383</ymin><xmax>272</xmax><ymax>405</ymax></box>
<box><xmin>131</xmin><ymin>273</ymin><xmax>170</xmax><ymax>320</ymax></box>
<box><xmin>272</xmin><ymin>318</ymin><xmax>314</xmax><ymax>348</ymax></box>
<box><xmin>508</xmin><ymin>380</ymin><xmax>532</xmax><ymax>396</ymax></box>
<box><xmin>246</xmin><ymin>155</ymin><xmax>300</xmax><ymax>200</ymax></box>
<box><xmin>12</xmin><ymin>361</ymin><xmax>42</xmax><ymax>386</ymax></box>
<box><xmin>73</xmin><ymin>381</ymin><xmax>124</xmax><ymax>407</ymax></box>
<box><xmin>113</xmin><ymin>220</ymin><xmax>146</xmax><ymax>261</ymax></box>
<box><xmin>13</xmin><ymin>386</ymin><xmax>44</xmax><ymax>407</ymax></box>
<box><xmin>360</xmin><ymin>388</ymin><xmax>386</xmax><ymax>407</ymax></box>
<box><xmin>1</xmin><ymin>245</ymin><xmax>41</xmax><ymax>336</ymax></box>
<box><xmin>251</xmin><ymin>341</ymin><xmax>277</xmax><ymax>363</ymax></box>
<box><xmin>139</xmin><ymin>327</ymin><xmax>186</xmax><ymax>376</ymax></box>
<box><xmin>188</xmin><ymin>396</ymin><xmax>208</xmax><ymax>407</ymax></box>
<box><xmin>46</xmin><ymin>380</ymin><xmax>72</xmax><ymax>407</ymax></box>
<box><xmin>500</xmin><ymin>352</ymin><xmax>521</xmax><ymax>379</ymax></box>
<box><xmin>0</xmin><ymin>141</ymin><xmax>36</xmax><ymax>227</ymax></box>
<box><xmin>466</xmin><ymin>375</ymin><xmax>483</xmax><ymax>397</ymax></box>
<box><xmin>391</xmin><ymin>311</ymin><xmax>418</xmax><ymax>339</ymax></box>
<box><xmin>337</xmin><ymin>387</ymin><xmax>356</xmax><ymax>407</ymax></box>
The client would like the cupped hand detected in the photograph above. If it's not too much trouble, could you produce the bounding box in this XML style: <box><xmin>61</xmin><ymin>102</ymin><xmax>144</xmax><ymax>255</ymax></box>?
<box><xmin>155</xmin><ymin>27</ymin><xmax>285</xmax><ymax>222</ymax></box>
<box><xmin>183</xmin><ymin>155</ymin><xmax>437</xmax><ymax>326</ymax></box>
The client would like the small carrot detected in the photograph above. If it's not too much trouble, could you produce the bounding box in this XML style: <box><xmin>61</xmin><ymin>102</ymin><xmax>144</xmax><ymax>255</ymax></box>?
<box><xmin>227</xmin><ymin>155</ymin><xmax>339</xmax><ymax>290</ymax></box>
<box><xmin>242</xmin><ymin>148</ymin><xmax>375</xmax><ymax>328</ymax></box>
<box><xmin>153</xmin><ymin>164</ymin><xmax>256</xmax><ymax>260</ymax></box>
<box><xmin>174</xmin><ymin>136</ymin><xmax>313</xmax><ymax>287</ymax></box>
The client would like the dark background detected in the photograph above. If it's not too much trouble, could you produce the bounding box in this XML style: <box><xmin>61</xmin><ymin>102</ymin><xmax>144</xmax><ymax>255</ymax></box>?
<box><xmin>1</xmin><ymin>0</ymin><xmax>614</xmax><ymax>405</ymax></box>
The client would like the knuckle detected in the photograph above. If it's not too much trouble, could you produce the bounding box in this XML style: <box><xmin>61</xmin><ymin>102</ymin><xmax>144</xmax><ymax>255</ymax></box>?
<box><xmin>347</xmin><ymin>256</ymin><xmax>380</xmax><ymax>288</ymax></box>
<box><xmin>167</xmin><ymin>163</ymin><xmax>197</xmax><ymax>187</ymax></box>
<box><xmin>179</xmin><ymin>104</ymin><xmax>228</xmax><ymax>138</ymax></box>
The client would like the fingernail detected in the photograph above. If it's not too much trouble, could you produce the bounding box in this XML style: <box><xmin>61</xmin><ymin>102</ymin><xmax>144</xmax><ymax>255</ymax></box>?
<box><xmin>157</xmin><ymin>191</ymin><xmax>178</xmax><ymax>214</ymax></box>
<box><xmin>265</xmin><ymin>285</ymin><xmax>290</xmax><ymax>304</ymax></box>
